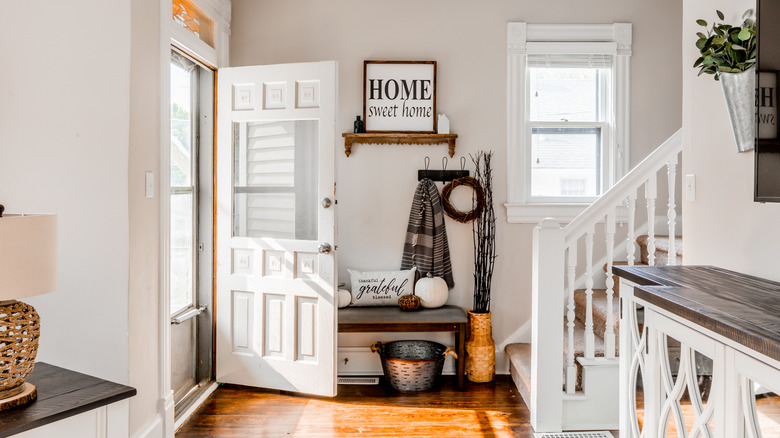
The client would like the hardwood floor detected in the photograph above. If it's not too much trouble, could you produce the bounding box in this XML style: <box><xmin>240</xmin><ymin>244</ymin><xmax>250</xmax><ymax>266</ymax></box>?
<box><xmin>176</xmin><ymin>376</ymin><xmax>535</xmax><ymax>437</ymax></box>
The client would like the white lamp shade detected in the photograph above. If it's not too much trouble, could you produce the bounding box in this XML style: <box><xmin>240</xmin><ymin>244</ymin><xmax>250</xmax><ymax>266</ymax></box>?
<box><xmin>0</xmin><ymin>214</ymin><xmax>57</xmax><ymax>300</ymax></box>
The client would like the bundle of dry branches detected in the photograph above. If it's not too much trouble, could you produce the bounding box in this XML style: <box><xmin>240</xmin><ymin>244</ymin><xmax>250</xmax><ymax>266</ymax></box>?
<box><xmin>471</xmin><ymin>151</ymin><xmax>496</xmax><ymax>313</ymax></box>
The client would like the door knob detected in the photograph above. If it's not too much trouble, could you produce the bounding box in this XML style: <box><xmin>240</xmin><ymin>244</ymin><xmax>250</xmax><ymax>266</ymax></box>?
<box><xmin>321</xmin><ymin>198</ymin><xmax>332</xmax><ymax>208</ymax></box>
<box><xmin>318</xmin><ymin>243</ymin><xmax>332</xmax><ymax>254</ymax></box>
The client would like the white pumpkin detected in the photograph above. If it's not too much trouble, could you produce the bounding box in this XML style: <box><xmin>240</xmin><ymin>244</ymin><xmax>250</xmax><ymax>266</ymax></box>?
<box><xmin>415</xmin><ymin>273</ymin><xmax>448</xmax><ymax>308</ymax></box>
<box><xmin>337</xmin><ymin>289</ymin><xmax>352</xmax><ymax>308</ymax></box>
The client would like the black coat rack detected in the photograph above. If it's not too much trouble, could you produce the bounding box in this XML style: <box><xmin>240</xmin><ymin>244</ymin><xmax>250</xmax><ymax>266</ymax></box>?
<box><xmin>418</xmin><ymin>157</ymin><xmax>469</xmax><ymax>182</ymax></box>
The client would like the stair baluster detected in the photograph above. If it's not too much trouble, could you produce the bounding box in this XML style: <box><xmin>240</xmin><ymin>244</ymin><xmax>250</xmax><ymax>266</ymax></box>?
<box><xmin>626</xmin><ymin>188</ymin><xmax>637</xmax><ymax>266</ymax></box>
<box><xmin>667</xmin><ymin>155</ymin><xmax>678</xmax><ymax>265</ymax></box>
<box><xmin>645</xmin><ymin>174</ymin><xmax>657</xmax><ymax>266</ymax></box>
<box><xmin>604</xmin><ymin>210</ymin><xmax>616</xmax><ymax>359</ymax></box>
<box><xmin>584</xmin><ymin>228</ymin><xmax>595</xmax><ymax>359</ymax></box>
<box><xmin>566</xmin><ymin>244</ymin><xmax>577</xmax><ymax>394</ymax></box>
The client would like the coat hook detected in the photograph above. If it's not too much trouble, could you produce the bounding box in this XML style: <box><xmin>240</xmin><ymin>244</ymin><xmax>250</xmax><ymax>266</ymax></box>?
<box><xmin>441</xmin><ymin>157</ymin><xmax>449</xmax><ymax>183</ymax></box>
<box><xmin>460</xmin><ymin>156</ymin><xmax>466</xmax><ymax>172</ymax></box>
<box><xmin>424</xmin><ymin>156</ymin><xmax>430</xmax><ymax>179</ymax></box>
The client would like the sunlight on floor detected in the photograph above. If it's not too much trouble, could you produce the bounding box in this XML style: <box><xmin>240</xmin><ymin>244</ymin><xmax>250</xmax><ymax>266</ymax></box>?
<box><xmin>290</xmin><ymin>400</ymin><xmax>517</xmax><ymax>437</ymax></box>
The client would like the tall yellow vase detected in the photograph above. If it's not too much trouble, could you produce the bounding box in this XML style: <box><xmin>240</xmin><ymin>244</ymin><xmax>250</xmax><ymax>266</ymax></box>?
<box><xmin>465</xmin><ymin>311</ymin><xmax>495</xmax><ymax>383</ymax></box>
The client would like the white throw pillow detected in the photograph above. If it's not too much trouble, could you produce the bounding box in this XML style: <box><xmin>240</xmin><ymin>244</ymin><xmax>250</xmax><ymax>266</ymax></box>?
<box><xmin>347</xmin><ymin>267</ymin><xmax>417</xmax><ymax>307</ymax></box>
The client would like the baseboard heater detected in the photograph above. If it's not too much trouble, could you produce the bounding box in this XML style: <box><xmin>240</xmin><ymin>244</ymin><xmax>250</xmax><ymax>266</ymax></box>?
<box><xmin>337</xmin><ymin>377</ymin><xmax>380</xmax><ymax>385</ymax></box>
<box><xmin>534</xmin><ymin>432</ymin><xmax>614</xmax><ymax>438</ymax></box>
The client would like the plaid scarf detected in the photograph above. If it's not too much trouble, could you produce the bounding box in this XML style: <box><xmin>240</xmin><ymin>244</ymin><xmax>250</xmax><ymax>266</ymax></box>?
<box><xmin>401</xmin><ymin>178</ymin><xmax>454</xmax><ymax>288</ymax></box>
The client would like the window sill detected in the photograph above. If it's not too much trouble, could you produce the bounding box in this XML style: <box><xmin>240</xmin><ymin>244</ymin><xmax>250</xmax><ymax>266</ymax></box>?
<box><xmin>505</xmin><ymin>203</ymin><xmax>591</xmax><ymax>224</ymax></box>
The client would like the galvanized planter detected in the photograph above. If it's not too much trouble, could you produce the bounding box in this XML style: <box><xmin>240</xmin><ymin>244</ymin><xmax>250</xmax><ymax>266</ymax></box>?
<box><xmin>720</xmin><ymin>67</ymin><xmax>756</xmax><ymax>153</ymax></box>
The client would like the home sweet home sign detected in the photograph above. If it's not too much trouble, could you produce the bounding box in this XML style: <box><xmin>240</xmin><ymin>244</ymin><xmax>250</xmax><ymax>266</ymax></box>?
<box><xmin>363</xmin><ymin>61</ymin><xmax>437</xmax><ymax>133</ymax></box>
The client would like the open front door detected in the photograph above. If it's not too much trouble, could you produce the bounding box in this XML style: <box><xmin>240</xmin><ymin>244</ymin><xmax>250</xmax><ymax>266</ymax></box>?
<box><xmin>215</xmin><ymin>61</ymin><xmax>337</xmax><ymax>396</ymax></box>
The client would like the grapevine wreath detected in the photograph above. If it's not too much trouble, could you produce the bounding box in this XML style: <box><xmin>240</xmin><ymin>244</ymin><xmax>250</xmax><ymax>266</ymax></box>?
<box><xmin>441</xmin><ymin>176</ymin><xmax>485</xmax><ymax>223</ymax></box>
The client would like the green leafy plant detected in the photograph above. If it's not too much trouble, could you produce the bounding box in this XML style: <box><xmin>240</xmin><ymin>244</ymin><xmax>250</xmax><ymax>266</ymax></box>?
<box><xmin>694</xmin><ymin>9</ymin><xmax>756</xmax><ymax>80</ymax></box>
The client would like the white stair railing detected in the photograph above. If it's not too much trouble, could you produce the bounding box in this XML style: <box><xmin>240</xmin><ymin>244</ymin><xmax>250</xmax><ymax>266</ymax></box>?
<box><xmin>530</xmin><ymin>129</ymin><xmax>682</xmax><ymax>431</ymax></box>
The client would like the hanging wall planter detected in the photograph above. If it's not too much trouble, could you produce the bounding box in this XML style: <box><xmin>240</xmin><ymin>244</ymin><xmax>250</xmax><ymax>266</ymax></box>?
<box><xmin>694</xmin><ymin>9</ymin><xmax>757</xmax><ymax>153</ymax></box>
<box><xmin>720</xmin><ymin>67</ymin><xmax>756</xmax><ymax>152</ymax></box>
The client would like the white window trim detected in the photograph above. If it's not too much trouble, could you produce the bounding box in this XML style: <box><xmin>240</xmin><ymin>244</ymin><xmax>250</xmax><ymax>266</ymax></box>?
<box><xmin>505</xmin><ymin>22</ymin><xmax>632</xmax><ymax>224</ymax></box>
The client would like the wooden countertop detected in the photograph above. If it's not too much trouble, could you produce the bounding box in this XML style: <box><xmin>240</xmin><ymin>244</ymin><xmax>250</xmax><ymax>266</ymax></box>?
<box><xmin>613</xmin><ymin>265</ymin><xmax>780</xmax><ymax>363</ymax></box>
<box><xmin>0</xmin><ymin>362</ymin><xmax>136</xmax><ymax>437</ymax></box>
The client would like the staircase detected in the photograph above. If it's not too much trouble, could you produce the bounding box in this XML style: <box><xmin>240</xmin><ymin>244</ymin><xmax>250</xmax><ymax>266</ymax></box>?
<box><xmin>506</xmin><ymin>130</ymin><xmax>683</xmax><ymax>432</ymax></box>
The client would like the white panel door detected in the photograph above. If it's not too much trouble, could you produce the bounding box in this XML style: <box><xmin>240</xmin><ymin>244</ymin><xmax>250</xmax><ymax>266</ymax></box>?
<box><xmin>215</xmin><ymin>61</ymin><xmax>337</xmax><ymax>396</ymax></box>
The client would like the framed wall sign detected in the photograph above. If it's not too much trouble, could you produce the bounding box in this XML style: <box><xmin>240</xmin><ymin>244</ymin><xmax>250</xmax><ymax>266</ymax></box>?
<box><xmin>758</xmin><ymin>71</ymin><xmax>777</xmax><ymax>140</ymax></box>
<box><xmin>363</xmin><ymin>60</ymin><xmax>437</xmax><ymax>133</ymax></box>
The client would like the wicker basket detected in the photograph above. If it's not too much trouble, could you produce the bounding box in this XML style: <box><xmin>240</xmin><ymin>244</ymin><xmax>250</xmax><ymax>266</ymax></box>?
<box><xmin>371</xmin><ymin>340</ymin><xmax>457</xmax><ymax>392</ymax></box>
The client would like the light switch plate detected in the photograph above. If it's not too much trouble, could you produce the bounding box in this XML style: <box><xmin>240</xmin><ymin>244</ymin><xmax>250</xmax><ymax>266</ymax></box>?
<box><xmin>145</xmin><ymin>171</ymin><xmax>154</xmax><ymax>198</ymax></box>
<box><xmin>685</xmin><ymin>174</ymin><xmax>696</xmax><ymax>202</ymax></box>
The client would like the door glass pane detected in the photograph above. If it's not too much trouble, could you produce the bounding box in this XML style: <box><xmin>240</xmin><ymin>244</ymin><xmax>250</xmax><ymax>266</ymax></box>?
<box><xmin>531</xmin><ymin>127</ymin><xmax>601</xmax><ymax>197</ymax></box>
<box><xmin>171</xmin><ymin>192</ymin><xmax>194</xmax><ymax>315</ymax></box>
<box><xmin>171</xmin><ymin>61</ymin><xmax>193</xmax><ymax>187</ymax></box>
<box><xmin>233</xmin><ymin>120</ymin><xmax>319</xmax><ymax>240</ymax></box>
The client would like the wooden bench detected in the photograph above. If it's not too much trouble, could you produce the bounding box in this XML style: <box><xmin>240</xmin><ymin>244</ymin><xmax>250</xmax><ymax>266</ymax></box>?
<box><xmin>338</xmin><ymin>305</ymin><xmax>468</xmax><ymax>390</ymax></box>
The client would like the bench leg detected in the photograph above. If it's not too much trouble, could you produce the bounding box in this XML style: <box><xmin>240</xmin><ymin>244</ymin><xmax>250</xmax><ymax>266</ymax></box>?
<box><xmin>456</xmin><ymin>323</ymin><xmax>466</xmax><ymax>390</ymax></box>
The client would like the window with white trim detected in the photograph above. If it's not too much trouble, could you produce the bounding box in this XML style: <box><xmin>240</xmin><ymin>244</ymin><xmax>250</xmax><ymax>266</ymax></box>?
<box><xmin>506</xmin><ymin>23</ymin><xmax>632</xmax><ymax>223</ymax></box>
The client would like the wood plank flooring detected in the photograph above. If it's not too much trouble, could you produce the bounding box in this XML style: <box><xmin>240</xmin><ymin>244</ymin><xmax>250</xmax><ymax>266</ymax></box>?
<box><xmin>176</xmin><ymin>376</ymin><xmax>534</xmax><ymax>437</ymax></box>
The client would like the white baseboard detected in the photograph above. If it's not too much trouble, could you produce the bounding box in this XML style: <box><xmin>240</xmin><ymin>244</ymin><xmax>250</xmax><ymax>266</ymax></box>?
<box><xmin>498</xmin><ymin>319</ymin><xmax>531</xmax><ymax>352</ymax></box>
<box><xmin>132</xmin><ymin>413</ymin><xmax>163</xmax><ymax>438</ymax></box>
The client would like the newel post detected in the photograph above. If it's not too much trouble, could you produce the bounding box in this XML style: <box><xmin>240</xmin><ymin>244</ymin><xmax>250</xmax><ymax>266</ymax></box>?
<box><xmin>531</xmin><ymin>218</ymin><xmax>565</xmax><ymax>432</ymax></box>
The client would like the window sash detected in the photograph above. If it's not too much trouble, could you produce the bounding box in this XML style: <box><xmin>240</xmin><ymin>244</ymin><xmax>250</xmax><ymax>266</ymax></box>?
<box><xmin>528</xmin><ymin>123</ymin><xmax>607</xmax><ymax>202</ymax></box>
<box><xmin>170</xmin><ymin>50</ymin><xmax>200</xmax><ymax>318</ymax></box>
<box><xmin>525</xmin><ymin>64</ymin><xmax>613</xmax><ymax>202</ymax></box>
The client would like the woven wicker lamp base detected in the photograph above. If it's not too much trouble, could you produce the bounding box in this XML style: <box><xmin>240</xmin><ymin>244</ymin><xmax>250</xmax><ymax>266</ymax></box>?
<box><xmin>0</xmin><ymin>301</ymin><xmax>41</xmax><ymax>411</ymax></box>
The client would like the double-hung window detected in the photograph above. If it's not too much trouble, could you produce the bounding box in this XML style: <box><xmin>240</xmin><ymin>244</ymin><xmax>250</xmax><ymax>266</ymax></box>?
<box><xmin>506</xmin><ymin>23</ymin><xmax>632</xmax><ymax>223</ymax></box>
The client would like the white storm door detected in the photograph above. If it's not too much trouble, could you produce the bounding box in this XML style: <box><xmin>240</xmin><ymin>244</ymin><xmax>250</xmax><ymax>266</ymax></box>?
<box><xmin>215</xmin><ymin>61</ymin><xmax>337</xmax><ymax>396</ymax></box>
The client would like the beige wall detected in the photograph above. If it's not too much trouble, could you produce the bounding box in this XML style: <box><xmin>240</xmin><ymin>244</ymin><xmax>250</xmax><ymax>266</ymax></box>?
<box><xmin>682</xmin><ymin>0</ymin><xmax>780</xmax><ymax>279</ymax></box>
<box><xmin>0</xmin><ymin>1</ymin><xmax>164</xmax><ymax>435</ymax></box>
<box><xmin>231</xmin><ymin>0</ymin><xmax>682</xmax><ymax>370</ymax></box>
<box><xmin>0</xmin><ymin>1</ymin><xmax>130</xmax><ymax>382</ymax></box>
<box><xmin>129</xmin><ymin>0</ymin><xmax>162</xmax><ymax>433</ymax></box>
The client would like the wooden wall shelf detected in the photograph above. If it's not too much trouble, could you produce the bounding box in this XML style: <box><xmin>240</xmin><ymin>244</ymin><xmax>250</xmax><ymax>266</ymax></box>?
<box><xmin>342</xmin><ymin>133</ymin><xmax>458</xmax><ymax>157</ymax></box>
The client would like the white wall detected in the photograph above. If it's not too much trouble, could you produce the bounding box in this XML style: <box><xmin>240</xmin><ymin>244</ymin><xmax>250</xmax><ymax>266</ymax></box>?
<box><xmin>682</xmin><ymin>0</ymin><xmax>780</xmax><ymax>279</ymax></box>
<box><xmin>0</xmin><ymin>1</ymin><xmax>130</xmax><ymax>383</ymax></box>
<box><xmin>231</xmin><ymin>0</ymin><xmax>682</xmax><ymax>372</ymax></box>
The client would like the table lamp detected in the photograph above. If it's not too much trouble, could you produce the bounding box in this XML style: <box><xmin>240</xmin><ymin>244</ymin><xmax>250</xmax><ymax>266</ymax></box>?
<box><xmin>0</xmin><ymin>204</ymin><xmax>57</xmax><ymax>410</ymax></box>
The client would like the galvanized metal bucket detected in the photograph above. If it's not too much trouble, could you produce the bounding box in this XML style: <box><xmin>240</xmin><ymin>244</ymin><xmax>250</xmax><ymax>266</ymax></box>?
<box><xmin>720</xmin><ymin>67</ymin><xmax>756</xmax><ymax>153</ymax></box>
<box><xmin>371</xmin><ymin>340</ymin><xmax>457</xmax><ymax>392</ymax></box>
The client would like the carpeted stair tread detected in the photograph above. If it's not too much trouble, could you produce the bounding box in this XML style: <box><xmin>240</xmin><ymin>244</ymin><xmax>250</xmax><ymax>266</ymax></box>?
<box><xmin>506</xmin><ymin>343</ymin><xmax>532</xmax><ymax>407</ymax></box>
<box><xmin>562</xmin><ymin>317</ymin><xmax>607</xmax><ymax>359</ymax></box>
<box><xmin>573</xmin><ymin>288</ymin><xmax>620</xmax><ymax>355</ymax></box>
<box><xmin>637</xmin><ymin>235</ymin><xmax>683</xmax><ymax>265</ymax></box>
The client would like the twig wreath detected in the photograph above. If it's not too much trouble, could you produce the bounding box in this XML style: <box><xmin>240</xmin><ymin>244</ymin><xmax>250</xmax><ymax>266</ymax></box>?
<box><xmin>441</xmin><ymin>176</ymin><xmax>485</xmax><ymax>223</ymax></box>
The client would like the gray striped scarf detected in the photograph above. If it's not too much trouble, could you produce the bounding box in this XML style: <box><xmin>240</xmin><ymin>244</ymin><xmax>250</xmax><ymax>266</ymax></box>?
<box><xmin>401</xmin><ymin>178</ymin><xmax>454</xmax><ymax>288</ymax></box>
